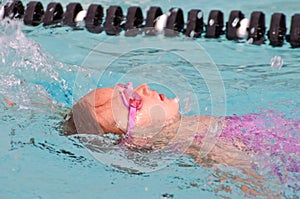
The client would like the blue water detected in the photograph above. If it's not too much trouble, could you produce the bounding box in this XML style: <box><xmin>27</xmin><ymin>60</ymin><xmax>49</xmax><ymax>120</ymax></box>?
<box><xmin>0</xmin><ymin>0</ymin><xmax>300</xmax><ymax>198</ymax></box>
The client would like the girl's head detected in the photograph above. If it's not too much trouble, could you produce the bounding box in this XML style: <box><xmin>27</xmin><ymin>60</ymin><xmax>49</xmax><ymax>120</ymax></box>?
<box><xmin>70</xmin><ymin>83</ymin><xmax>180</xmax><ymax>135</ymax></box>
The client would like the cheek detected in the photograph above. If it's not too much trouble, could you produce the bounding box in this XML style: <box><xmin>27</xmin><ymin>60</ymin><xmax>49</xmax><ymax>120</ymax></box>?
<box><xmin>135</xmin><ymin>103</ymin><xmax>166</xmax><ymax>126</ymax></box>
<box><xmin>135</xmin><ymin>106</ymin><xmax>150</xmax><ymax>125</ymax></box>
<box><xmin>135</xmin><ymin>100</ymin><xmax>179</xmax><ymax>127</ymax></box>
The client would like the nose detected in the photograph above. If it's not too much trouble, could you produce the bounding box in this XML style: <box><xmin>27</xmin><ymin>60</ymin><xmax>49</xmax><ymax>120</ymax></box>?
<box><xmin>135</xmin><ymin>84</ymin><xmax>150</xmax><ymax>96</ymax></box>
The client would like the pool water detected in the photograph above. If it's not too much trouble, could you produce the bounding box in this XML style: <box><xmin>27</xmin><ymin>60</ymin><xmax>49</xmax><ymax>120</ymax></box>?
<box><xmin>0</xmin><ymin>0</ymin><xmax>299</xmax><ymax>198</ymax></box>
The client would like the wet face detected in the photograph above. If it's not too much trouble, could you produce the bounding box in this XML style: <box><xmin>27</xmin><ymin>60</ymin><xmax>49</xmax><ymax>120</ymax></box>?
<box><xmin>81</xmin><ymin>83</ymin><xmax>180</xmax><ymax>135</ymax></box>
<box><xmin>133</xmin><ymin>84</ymin><xmax>180</xmax><ymax>128</ymax></box>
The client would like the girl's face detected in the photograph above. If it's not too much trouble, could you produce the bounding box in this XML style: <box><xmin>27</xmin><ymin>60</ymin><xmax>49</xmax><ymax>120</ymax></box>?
<box><xmin>90</xmin><ymin>83</ymin><xmax>180</xmax><ymax>135</ymax></box>
<box><xmin>133</xmin><ymin>84</ymin><xmax>180</xmax><ymax>127</ymax></box>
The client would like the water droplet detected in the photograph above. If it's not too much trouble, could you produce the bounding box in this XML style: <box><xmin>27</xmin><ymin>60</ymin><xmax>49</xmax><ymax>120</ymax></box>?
<box><xmin>270</xmin><ymin>56</ymin><xmax>283</xmax><ymax>69</ymax></box>
<box><xmin>247</xmin><ymin>38</ymin><xmax>253</xmax><ymax>44</ymax></box>
<box><xmin>197</xmin><ymin>11</ymin><xmax>203</xmax><ymax>19</ymax></box>
<box><xmin>189</xmin><ymin>30</ymin><xmax>195</xmax><ymax>38</ymax></box>
<box><xmin>11</xmin><ymin>166</ymin><xmax>21</xmax><ymax>173</ymax></box>
<box><xmin>232</xmin><ymin>17</ymin><xmax>239</xmax><ymax>27</ymax></box>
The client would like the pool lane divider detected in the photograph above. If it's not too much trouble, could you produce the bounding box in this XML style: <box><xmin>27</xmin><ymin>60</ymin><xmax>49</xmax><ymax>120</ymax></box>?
<box><xmin>1</xmin><ymin>0</ymin><xmax>300</xmax><ymax>48</ymax></box>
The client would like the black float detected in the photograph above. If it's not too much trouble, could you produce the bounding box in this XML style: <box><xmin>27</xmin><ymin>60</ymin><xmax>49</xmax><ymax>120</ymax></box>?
<box><xmin>205</xmin><ymin>10</ymin><xmax>224</xmax><ymax>38</ymax></box>
<box><xmin>144</xmin><ymin>6</ymin><xmax>163</xmax><ymax>35</ymax></box>
<box><xmin>23</xmin><ymin>1</ymin><xmax>44</xmax><ymax>26</ymax></box>
<box><xmin>165</xmin><ymin>8</ymin><xmax>184</xmax><ymax>37</ymax></box>
<box><xmin>104</xmin><ymin>6</ymin><xmax>123</xmax><ymax>35</ymax></box>
<box><xmin>267</xmin><ymin>13</ymin><xmax>286</xmax><ymax>47</ymax></box>
<box><xmin>85</xmin><ymin>4</ymin><xmax>104</xmax><ymax>33</ymax></box>
<box><xmin>63</xmin><ymin>3</ymin><xmax>83</xmax><ymax>27</ymax></box>
<box><xmin>124</xmin><ymin>6</ymin><xmax>144</xmax><ymax>36</ymax></box>
<box><xmin>184</xmin><ymin>9</ymin><xmax>204</xmax><ymax>38</ymax></box>
<box><xmin>226</xmin><ymin>10</ymin><xmax>245</xmax><ymax>40</ymax></box>
<box><xmin>3</xmin><ymin>0</ymin><xmax>24</xmax><ymax>19</ymax></box>
<box><xmin>286</xmin><ymin>14</ymin><xmax>300</xmax><ymax>48</ymax></box>
<box><xmin>43</xmin><ymin>2</ymin><xmax>64</xmax><ymax>26</ymax></box>
<box><xmin>248</xmin><ymin>11</ymin><xmax>266</xmax><ymax>45</ymax></box>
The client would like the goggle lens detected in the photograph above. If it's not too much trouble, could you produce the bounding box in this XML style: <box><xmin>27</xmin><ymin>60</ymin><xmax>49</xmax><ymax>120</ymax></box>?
<box><xmin>116</xmin><ymin>82</ymin><xmax>142</xmax><ymax>140</ymax></box>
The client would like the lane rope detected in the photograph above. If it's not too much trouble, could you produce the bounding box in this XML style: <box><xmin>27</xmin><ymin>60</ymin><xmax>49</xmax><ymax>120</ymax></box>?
<box><xmin>1</xmin><ymin>0</ymin><xmax>299</xmax><ymax>48</ymax></box>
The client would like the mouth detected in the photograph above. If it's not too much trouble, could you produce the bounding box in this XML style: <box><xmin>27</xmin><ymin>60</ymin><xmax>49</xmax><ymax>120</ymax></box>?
<box><xmin>159</xmin><ymin>93</ymin><xmax>165</xmax><ymax>101</ymax></box>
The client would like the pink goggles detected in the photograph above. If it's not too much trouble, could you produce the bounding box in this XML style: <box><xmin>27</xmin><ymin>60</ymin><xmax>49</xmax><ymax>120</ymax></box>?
<box><xmin>116</xmin><ymin>82</ymin><xmax>142</xmax><ymax>138</ymax></box>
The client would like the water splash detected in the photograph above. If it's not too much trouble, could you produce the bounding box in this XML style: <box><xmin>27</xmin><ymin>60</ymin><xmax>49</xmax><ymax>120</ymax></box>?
<box><xmin>0</xmin><ymin>20</ymin><xmax>74</xmax><ymax>107</ymax></box>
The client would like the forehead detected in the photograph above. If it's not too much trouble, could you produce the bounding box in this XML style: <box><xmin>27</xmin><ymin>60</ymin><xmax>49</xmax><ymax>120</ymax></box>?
<box><xmin>134</xmin><ymin>84</ymin><xmax>147</xmax><ymax>90</ymax></box>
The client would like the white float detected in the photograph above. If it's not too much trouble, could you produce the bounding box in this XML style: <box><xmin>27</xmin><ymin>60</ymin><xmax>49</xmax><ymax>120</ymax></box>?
<box><xmin>237</xmin><ymin>18</ymin><xmax>250</xmax><ymax>39</ymax></box>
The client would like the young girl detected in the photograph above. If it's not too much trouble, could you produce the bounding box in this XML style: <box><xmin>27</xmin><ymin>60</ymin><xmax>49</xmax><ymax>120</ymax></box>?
<box><xmin>64</xmin><ymin>82</ymin><xmax>299</xmax><ymax>196</ymax></box>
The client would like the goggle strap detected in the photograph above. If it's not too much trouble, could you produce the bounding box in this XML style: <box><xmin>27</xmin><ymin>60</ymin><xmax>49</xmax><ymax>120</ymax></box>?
<box><xmin>120</xmin><ymin>91</ymin><xmax>130</xmax><ymax>108</ymax></box>
<box><xmin>126</xmin><ymin>106</ymin><xmax>137</xmax><ymax>138</ymax></box>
